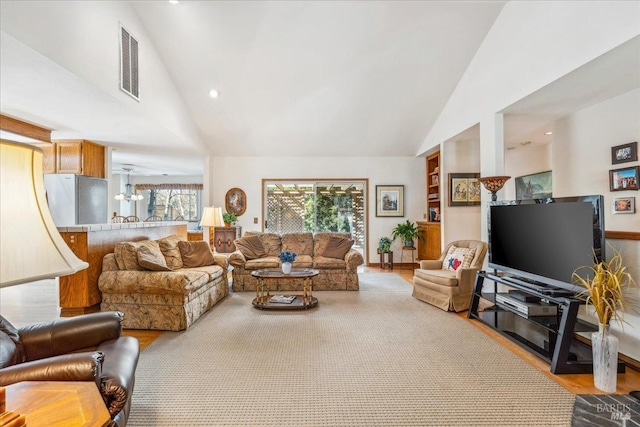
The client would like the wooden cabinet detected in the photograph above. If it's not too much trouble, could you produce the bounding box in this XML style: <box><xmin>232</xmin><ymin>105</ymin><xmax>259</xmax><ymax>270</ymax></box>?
<box><xmin>213</xmin><ymin>226</ymin><xmax>241</xmax><ymax>253</ymax></box>
<box><xmin>56</xmin><ymin>140</ymin><xmax>105</xmax><ymax>178</ymax></box>
<box><xmin>35</xmin><ymin>140</ymin><xmax>105</xmax><ymax>177</ymax></box>
<box><xmin>35</xmin><ymin>143</ymin><xmax>56</xmax><ymax>174</ymax></box>
<box><xmin>418</xmin><ymin>151</ymin><xmax>441</xmax><ymax>259</ymax></box>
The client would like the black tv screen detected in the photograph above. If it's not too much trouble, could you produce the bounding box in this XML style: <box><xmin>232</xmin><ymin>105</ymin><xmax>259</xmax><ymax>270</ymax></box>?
<box><xmin>488</xmin><ymin>195</ymin><xmax>604</xmax><ymax>292</ymax></box>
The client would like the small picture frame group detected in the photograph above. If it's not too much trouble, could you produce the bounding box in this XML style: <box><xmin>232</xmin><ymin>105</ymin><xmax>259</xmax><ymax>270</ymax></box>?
<box><xmin>611</xmin><ymin>141</ymin><xmax>638</xmax><ymax>164</ymax></box>
<box><xmin>609</xmin><ymin>166</ymin><xmax>639</xmax><ymax>192</ymax></box>
<box><xmin>612</xmin><ymin>197</ymin><xmax>635</xmax><ymax>214</ymax></box>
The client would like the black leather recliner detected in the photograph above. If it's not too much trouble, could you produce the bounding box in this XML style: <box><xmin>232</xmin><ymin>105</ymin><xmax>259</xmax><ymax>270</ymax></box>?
<box><xmin>0</xmin><ymin>311</ymin><xmax>139</xmax><ymax>427</ymax></box>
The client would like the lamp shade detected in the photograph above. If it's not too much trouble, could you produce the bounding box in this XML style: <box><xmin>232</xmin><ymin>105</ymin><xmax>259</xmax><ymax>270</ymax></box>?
<box><xmin>200</xmin><ymin>206</ymin><xmax>225</xmax><ymax>227</ymax></box>
<box><xmin>0</xmin><ymin>141</ymin><xmax>89</xmax><ymax>288</ymax></box>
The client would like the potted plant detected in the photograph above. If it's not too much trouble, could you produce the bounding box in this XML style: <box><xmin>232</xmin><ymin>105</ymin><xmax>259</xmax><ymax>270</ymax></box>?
<box><xmin>222</xmin><ymin>212</ymin><xmax>237</xmax><ymax>227</ymax></box>
<box><xmin>391</xmin><ymin>220</ymin><xmax>423</xmax><ymax>248</ymax></box>
<box><xmin>572</xmin><ymin>248</ymin><xmax>637</xmax><ymax>393</ymax></box>
<box><xmin>378</xmin><ymin>237</ymin><xmax>392</xmax><ymax>253</ymax></box>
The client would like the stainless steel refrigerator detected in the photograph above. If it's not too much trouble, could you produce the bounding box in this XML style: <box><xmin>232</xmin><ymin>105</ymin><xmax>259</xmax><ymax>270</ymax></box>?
<box><xmin>44</xmin><ymin>174</ymin><xmax>108</xmax><ymax>226</ymax></box>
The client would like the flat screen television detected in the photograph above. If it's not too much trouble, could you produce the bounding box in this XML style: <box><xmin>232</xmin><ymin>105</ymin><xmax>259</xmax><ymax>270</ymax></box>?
<box><xmin>488</xmin><ymin>195</ymin><xmax>604</xmax><ymax>293</ymax></box>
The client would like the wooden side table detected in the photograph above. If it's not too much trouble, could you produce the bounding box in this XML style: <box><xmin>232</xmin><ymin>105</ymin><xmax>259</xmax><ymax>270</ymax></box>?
<box><xmin>377</xmin><ymin>249</ymin><xmax>393</xmax><ymax>270</ymax></box>
<box><xmin>401</xmin><ymin>246</ymin><xmax>416</xmax><ymax>269</ymax></box>
<box><xmin>4</xmin><ymin>381</ymin><xmax>110</xmax><ymax>427</ymax></box>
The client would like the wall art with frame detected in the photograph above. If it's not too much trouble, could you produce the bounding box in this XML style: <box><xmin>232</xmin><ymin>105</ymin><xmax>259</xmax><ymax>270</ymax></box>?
<box><xmin>515</xmin><ymin>170</ymin><xmax>552</xmax><ymax>200</ymax></box>
<box><xmin>609</xmin><ymin>166</ymin><xmax>639</xmax><ymax>192</ymax></box>
<box><xmin>611</xmin><ymin>141</ymin><xmax>638</xmax><ymax>165</ymax></box>
<box><xmin>448</xmin><ymin>173</ymin><xmax>481</xmax><ymax>206</ymax></box>
<box><xmin>376</xmin><ymin>185</ymin><xmax>404</xmax><ymax>217</ymax></box>
<box><xmin>612</xmin><ymin>197</ymin><xmax>635</xmax><ymax>214</ymax></box>
<box><xmin>225</xmin><ymin>187</ymin><xmax>247</xmax><ymax>216</ymax></box>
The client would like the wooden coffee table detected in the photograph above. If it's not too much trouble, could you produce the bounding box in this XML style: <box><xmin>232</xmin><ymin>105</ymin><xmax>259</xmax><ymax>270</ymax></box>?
<box><xmin>251</xmin><ymin>268</ymin><xmax>319</xmax><ymax>310</ymax></box>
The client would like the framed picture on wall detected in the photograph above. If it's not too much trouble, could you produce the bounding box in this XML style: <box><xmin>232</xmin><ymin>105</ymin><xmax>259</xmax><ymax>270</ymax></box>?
<box><xmin>225</xmin><ymin>188</ymin><xmax>247</xmax><ymax>216</ymax></box>
<box><xmin>376</xmin><ymin>185</ymin><xmax>404</xmax><ymax>217</ymax></box>
<box><xmin>609</xmin><ymin>166</ymin><xmax>639</xmax><ymax>191</ymax></box>
<box><xmin>612</xmin><ymin>197</ymin><xmax>635</xmax><ymax>214</ymax></box>
<box><xmin>448</xmin><ymin>173</ymin><xmax>480</xmax><ymax>206</ymax></box>
<box><xmin>611</xmin><ymin>141</ymin><xmax>638</xmax><ymax>165</ymax></box>
<box><xmin>515</xmin><ymin>171</ymin><xmax>552</xmax><ymax>200</ymax></box>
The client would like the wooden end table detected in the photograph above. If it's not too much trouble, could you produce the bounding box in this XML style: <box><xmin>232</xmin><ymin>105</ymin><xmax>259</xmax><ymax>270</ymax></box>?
<box><xmin>4</xmin><ymin>381</ymin><xmax>111</xmax><ymax>427</ymax></box>
<box><xmin>251</xmin><ymin>268</ymin><xmax>319</xmax><ymax>310</ymax></box>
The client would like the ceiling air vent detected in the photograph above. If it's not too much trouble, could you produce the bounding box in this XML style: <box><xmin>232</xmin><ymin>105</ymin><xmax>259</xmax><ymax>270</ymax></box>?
<box><xmin>120</xmin><ymin>25</ymin><xmax>139</xmax><ymax>100</ymax></box>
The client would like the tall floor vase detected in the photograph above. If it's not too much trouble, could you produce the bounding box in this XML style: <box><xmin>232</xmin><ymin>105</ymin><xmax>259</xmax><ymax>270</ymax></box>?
<box><xmin>592</xmin><ymin>323</ymin><xmax>618</xmax><ymax>393</ymax></box>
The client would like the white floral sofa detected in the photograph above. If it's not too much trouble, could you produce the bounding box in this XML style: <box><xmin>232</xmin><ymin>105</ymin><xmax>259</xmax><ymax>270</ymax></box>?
<box><xmin>229</xmin><ymin>232</ymin><xmax>364</xmax><ymax>292</ymax></box>
<box><xmin>98</xmin><ymin>235</ymin><xmax>228</xmax><ymax>331</ymax></box>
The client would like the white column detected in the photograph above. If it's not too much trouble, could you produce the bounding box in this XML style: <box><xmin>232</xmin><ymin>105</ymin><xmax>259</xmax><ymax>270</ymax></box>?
<box><xmin>479</xmin><ymin>113</ymin><xmax>505</xmax><ymax>242</ymax></box>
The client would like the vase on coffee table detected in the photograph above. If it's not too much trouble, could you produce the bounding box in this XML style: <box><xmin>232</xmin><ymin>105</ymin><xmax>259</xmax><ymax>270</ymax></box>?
<box><xmin>281</xmin><ymin>262</ymin><xmax>292</xmax><ymax>275</ymax></box>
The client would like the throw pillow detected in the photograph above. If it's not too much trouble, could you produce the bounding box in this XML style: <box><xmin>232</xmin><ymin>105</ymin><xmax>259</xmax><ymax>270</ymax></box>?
<box><xmin>442</xmin><ymin>246</ymin><xmax>476</xmax><ymax>271</ymax></box>
<box><xmin>321</xmin><ymin>236</ymin><xmax>354</xmax><ymax>259</ymax></box>
<box><xmin>157</xmin><ymin>235</ymin><xmax>185</xmax><ymax>270</ymax></box>
<box><xmin>234</xmin><ymin>235</ymin><xmax>267</xmax><ymax>260</ymax></box>
<box><xmin>137</xmin><ymin>242</ymin><xmax>172</xmax><ymax>271</ymax></box>
<box><xmin>178</xmin><ymin>240</ymin><xmax>216</xmax><ymax>268</ymax></box>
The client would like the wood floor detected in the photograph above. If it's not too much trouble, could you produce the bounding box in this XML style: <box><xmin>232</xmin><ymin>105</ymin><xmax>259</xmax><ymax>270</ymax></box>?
<box><xmin>1</xmin><ymin>267</ymin><xmax>638</xmax><ymax>395</ymax></box>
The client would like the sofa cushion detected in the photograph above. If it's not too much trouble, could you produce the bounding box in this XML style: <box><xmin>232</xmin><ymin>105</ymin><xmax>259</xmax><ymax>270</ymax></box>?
<box><xmin>114</xmin><ymin>240</ymin><xmax>159</xmax><ymax>271</ymax></box>
<box><xmin>414</xmin><ymin>269</ymin><xmax>458</xmax><ymax>287</ymax></box>
<box><xmin>313</xmin><ymin>256</ymin><xmax>347</xmax><ymax>270</ymax></box>
<box><xmin>235</xmin><ymin>235</ymin><xmax>267</xmax><ymax>260</ymax></box>
<box><xmin>246</xmin><ymin>232</ymin><xmax>282</xmax><ymax>257</ymax></box>
<box><xmin>313</xmin><ymin>232</ymin><xmax>352</xmax><ymax>257</ymax></box>
<box><xmin>442</xmin><ymin>246</ymin><xmax>476</xmax><ymax>271</ymax></box>
<box><xmin>178</xmin><ymin>241</ymin><xmax>216</xmax><ymax>268</ymax></box>
<box><xmin>292</xmin><ymin>254</ymin><xmax>313</xmax><ymax>268</ymax></box>
<box><xmin>181</xmin><ymin>265</ymin><xmax>225</xmax><ymax>282</ymax></box>
<box><xmin>321</xmin><ymin>236</ymin><xmax>354</xmax><ymax>259</ymax></box>
<box><xmin>282</xmin><ymin>232</ymin><xmax>314</xmax><ymax>256</ymax></box>
<box><xmin>245</xmin><ymin>256</ymin><xmax>280</xmax><ymax>270</ymax></box>
<box><xmin>157</xmin><ymin>235</ymin><xmax>185</xmax><ymax>270</ymax></box>
<box><xmin>137</xmin><ymin>242</ymin><xmax>172</xmax><ymax>271</ymax></box>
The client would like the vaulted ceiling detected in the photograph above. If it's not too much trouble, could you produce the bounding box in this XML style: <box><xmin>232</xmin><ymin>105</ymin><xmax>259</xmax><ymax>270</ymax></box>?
<box><xmin>1</xmin><ymin>2</ymin><xmax>636</xmax><ymax>177</ymax></box>
<box><xmin>0</xmin><ymin>1</ymin><xmax>505</xmax><ymax>175</ymax></box>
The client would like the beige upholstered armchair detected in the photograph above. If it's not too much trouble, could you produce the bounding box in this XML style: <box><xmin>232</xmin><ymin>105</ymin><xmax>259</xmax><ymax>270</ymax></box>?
<box><xmin>412</xmin><ymin>240</ymin><xmax>488</xmax><ymax>312</ymax></box>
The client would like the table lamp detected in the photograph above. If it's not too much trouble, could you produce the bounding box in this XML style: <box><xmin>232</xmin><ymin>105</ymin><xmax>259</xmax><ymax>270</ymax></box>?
<box><xmin>200</xmin><ymin>206</ymin><xmax>225</xmax><ymax>251</ymax></box>
<box><xmin>0</xmin><ymin>140</ymin><xmax>88</xmax><ymax>288</ymax></box>
<box><xmin>478</xmin><ymin>176</ymin><xmax>511</xmax><ymax>202</ymax></box>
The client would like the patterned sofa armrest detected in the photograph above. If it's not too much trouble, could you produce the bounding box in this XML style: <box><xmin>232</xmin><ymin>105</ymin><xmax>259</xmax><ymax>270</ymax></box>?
<box><xmin>228</xmin><ymin>250</ymin><xmax>246</xmax><ymax>267</ymax></box>
<box><xmin>213</xmin><ymin>253</ymin><xmax>229</xmax><ymax>270</ymax></box>
<box><xmin>344</xmin><ymin>250</ymin><xmax>364</xmax><ymax>271</ymax></box>
<box><xmin>102</xmin><ymin>253</ymin><xmax>119</xmax><ymax>271</ymax></box>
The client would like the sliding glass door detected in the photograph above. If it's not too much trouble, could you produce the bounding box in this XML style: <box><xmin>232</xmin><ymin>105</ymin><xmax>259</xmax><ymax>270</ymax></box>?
<box><xmin>264</xmin><ymin>180</ymin><xmax>366</xmax><ymax>258</ymax></box>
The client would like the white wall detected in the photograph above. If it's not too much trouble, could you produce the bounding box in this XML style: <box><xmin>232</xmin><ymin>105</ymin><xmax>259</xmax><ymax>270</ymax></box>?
<box><xmin>441</xmin><ymin>139</ymin><xmax>482</xmax><ymax>243</ymax></box>
<box><xmin>210</xmin><ymin>156</ymin><xmax>425</xmax><ymax>264</ymax></box>
<box><xmin>0</xmin><ymin>1</ymin><xmax>203</xmax><ymax>148</ymax></box>
<box><xmin>504</xmin><ymin>144</ymin><xmax>551</xmax><ymax>200</ymax></box>
<box><xmin>419</xmin><ymin>1</ymin><xmax>640</xmax><ymax>155</ymax></box>
<box><xmin>553</xmin><ymin>88</ymin><xmax>640</xmax><ymax>360</ymax></box>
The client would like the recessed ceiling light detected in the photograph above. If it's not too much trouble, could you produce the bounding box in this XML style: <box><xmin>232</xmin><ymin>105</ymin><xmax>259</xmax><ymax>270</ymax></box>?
<box><xmin>169</xmin><ymin>0</ymin><xmax>179</xmax><ymax>4</ymax></box>
<box><xmin>209</xmin><ymin>89</ymin><xmax>220</xmax><ymax>98</ymax></box>
<box><xmin>545</xmin><ymin>131</ymin><xmax>553</xmax><ymax>135</ymax></box>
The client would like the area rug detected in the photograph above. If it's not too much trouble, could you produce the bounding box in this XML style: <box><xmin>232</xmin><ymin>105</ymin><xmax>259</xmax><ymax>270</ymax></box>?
<box><xmin>128</xmin><ymin>273</ymin><xmax>574</xmax><ymax>426</ymax></box>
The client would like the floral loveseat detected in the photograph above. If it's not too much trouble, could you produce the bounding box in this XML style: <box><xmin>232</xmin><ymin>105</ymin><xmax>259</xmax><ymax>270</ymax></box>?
<box><xmin>229</xmin><ymin>232</ymin><xmax>364</xmax><ymax>292</ymax></box>
<box><xmin>98</xmin><ymin>235</ymin><xmax>228</xmax><ymax>331</ymax></box>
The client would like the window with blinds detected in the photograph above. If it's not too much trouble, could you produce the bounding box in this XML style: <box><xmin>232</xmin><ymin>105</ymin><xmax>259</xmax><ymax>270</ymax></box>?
<box><xmin>120</xmin><ymin>25</ymin><xmax>139</xmax><ymax>100</ymax></box>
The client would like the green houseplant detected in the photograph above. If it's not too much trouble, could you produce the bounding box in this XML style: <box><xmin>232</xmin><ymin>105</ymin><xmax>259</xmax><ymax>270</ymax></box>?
<box><xmin>222</xmin><ymin>212</ymin><xmax>237</xmax><ymax>226</ymax></box>
<box><xmin>572</xmin><ymin>248</ymin><xmax>637</xmax><ymax>393</ymax></box>
<box><xmin>378</xmin><ymin>237</ymin><xmax>392</xmax><ymax>253</ymax></box>
<box><xmin>391</xmin><ymin>220</ymin><xmax>423</xmax><ymax>248</ymax></box>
